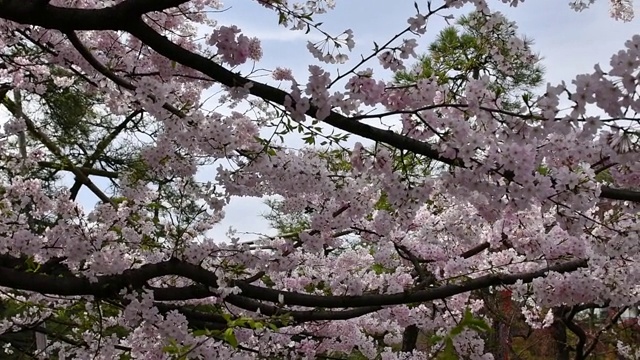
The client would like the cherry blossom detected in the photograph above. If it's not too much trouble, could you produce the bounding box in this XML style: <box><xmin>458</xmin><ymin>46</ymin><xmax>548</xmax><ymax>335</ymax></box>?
<box><xmin>0</xmin><ymin>0</ymin><xmax>636</xmax><ymax>358</ymax></box>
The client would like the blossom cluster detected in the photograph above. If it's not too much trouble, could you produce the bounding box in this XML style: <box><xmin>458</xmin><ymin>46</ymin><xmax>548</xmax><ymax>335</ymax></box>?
<box><xmin>0</xmin><ymin>0</ymin><xmax>637</xmax><ymax>358</ymax></box>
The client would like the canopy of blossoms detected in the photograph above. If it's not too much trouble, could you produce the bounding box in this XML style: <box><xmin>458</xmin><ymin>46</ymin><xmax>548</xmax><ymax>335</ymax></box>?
<box><xmin>0</xmin><ymin>0</ymin><xmax>638</xmax><ymax>359</ymax></box>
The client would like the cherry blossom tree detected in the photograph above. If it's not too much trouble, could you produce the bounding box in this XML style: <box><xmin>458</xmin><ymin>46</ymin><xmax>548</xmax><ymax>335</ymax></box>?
<box><xmin>0</xmin><ymin>0</ymin><xmax>638</xmax><ymax>359</ymax></box>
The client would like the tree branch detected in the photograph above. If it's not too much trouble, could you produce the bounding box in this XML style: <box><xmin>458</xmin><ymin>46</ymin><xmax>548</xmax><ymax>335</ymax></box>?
<box><xmin>224</xmin><ymin>294</ymin><xmax>382</xmax><ymax>322</ymax></box>
<box><xmin>0</xmin><ymin>254</ymin><xmax>587</xmax><ymax>312</ymax></box>
<box><xmin>0</xmin><ymin>0</ymin><xmax>188</xmax><ymax>31</ymax></box>
<box><xmin>0</xmin><ymin>0</ymin><xmax>132</xmax><ymax>30</ymax></box>
<box><xmin>562</xmin><ymin>314</ymin><xmax>587</xmax><ymax>360</ymax></box>
<box><xmin>0</xmin><ymin>96</ymin><xmax>114</xmax><ymax>206</ymax></box>
<box><xmin>117</xmin><ymin>0</ymin><xmax>190</xmax><ymax>17</ymax></box>
<box><xmin>37</xmin><ymin>161</ymin><xmax>119</xmax><ymax>178</ymax></box>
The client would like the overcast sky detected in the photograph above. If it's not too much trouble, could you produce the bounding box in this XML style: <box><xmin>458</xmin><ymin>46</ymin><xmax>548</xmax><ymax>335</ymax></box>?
<box><xmin>46</xmin><ymin>0</ymin><xmax>640</xmax><ymax>242</ymax></box>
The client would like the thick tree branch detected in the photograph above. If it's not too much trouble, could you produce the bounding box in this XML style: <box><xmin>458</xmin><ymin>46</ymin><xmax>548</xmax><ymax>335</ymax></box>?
<box><xmin>0</xmin><ymin>255</ymin><xmax>587</xmax><ymax>312</ymax></box>
<box><xmin>122</xmin><ymin>21</ymin><xmax>640</xmax><ymax>204</ymax></box>
<box><xmin>599</xmin><ymin>187</ymin><xmax>640</xmax><ymax>203</ymax></box>
<box><xmin>240</xmin><ymin>259</ymin><xmax>587</xmax><ymax>308</ymax></box>
<box><xmin>149</xmin><ymin>284</ymin><xmax>214</xmax><ymax>301</ymax></box>
<box><xmin>0</xmin><ymin>0</ymin><xmax>133</xmax><ymax>30</ymax></box>
<box><xmin>116</xmin><ymin>0</ymin><xmax>190</xmax><ymax>17</ymax></box>
<box><xmin>563</xmin><ymin>298</ymin><xmax>616</xmax><ymax>359</ymax></box>
<box><xmin>401</xmin><ymin>324</ymin><xmax>419</xmax><ymax>352</ymax></box>
<box><xmin>0</xmin><ymin>0</ymin><xmax>188</xmax><ymax>31</ymax></box>
<box><xmin>124</xmin><ymin>20</ymin><xmax>458</xmax><ymax>165</ymax></box>
<box><xmin>562</xmin><ymin>315</ymin><xmax>587</xmax><ymax>360</ymax></box>
<box><xmin>224</xmin><ymin>294</ymin><xmax>383</xmax><ymax>322</ymax></box>
<box><xmin>37</xmin><ymin>161</ymin><xmax>119</xmax><ymax>178</ymax></box>
<box><xmin>461</xmin><ymin>241</ymin><xmax>491</xmax><ymax>259</ymax></box>
<box><xmin>0</xmin><ymin>257</ymin><xmax>219</xmax><ymax>298</ymax></box>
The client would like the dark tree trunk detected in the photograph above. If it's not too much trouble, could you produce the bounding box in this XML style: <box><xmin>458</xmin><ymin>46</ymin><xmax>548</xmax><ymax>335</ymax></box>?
<box><xmin>401</xmin><ymin>324</ymin><xmax>419</xmax><ymax>352</ymax></box>
<box><xmin>551</xmin><ymin>307</ymin><xmax>570</xmax><ymax>360</ymax></box>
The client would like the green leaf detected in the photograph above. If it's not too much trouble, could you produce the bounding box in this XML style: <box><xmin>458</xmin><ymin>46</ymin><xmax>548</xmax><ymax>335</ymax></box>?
<box><xmin>278</xmin><ymin>12</ymin><xmax>287</xmax><ymax>25</ymax></box>
<box><xmin>193</xmin><ymin>329</ymin><xmax>210</xmax><ymax>337</ymax></box>
<box><xmin>224</xmin><ymin>328</ymin><xmax>238</xmax><ymax>348</ymax></box>
<box><xmin>250</xmin><ymin>320</ymin><xmax>264</xmax><ymax>330</ymax></box>
<box><xmin>537</xmin><ymin>165</ymin><xmax>550</xmax><ymax>176</ymax></box>
<box><xmin>595</xmin><ymin>169</ymin><xmax>613</xmax><ymax>183</ymax></box>
<box><xmin>439</xmin><ymin>338</ymin><xmax>458</xmax><ymax>360</ymax></box>
<box><xmin>302</xmin><ymin>135</ymin><xmax>315</xmax><ymax>145</ymax></box>
<box><xmin>162</xmin><ymin>339</ymin><xmax>179</xmax><ymax>354</ymax></box>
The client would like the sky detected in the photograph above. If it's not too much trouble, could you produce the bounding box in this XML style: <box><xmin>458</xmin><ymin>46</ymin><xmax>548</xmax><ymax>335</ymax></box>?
<box><xmin>5</xmin><ymin>0</ymin><xmax>639</xmax><ymax>243</ymax></box>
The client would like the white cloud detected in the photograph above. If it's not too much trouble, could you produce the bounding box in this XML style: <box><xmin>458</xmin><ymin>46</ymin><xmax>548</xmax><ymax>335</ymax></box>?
<box><xmin>238</xmin><ymin>25</ymin><xmax>326</xmax><ymax>43</ymax></box>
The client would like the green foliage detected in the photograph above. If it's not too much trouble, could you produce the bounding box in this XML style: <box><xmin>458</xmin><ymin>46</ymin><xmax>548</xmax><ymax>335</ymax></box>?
<box><xmin>304</xmin><ymin>280</ymin><xmax>329</xmax><ymax>294</ymax></box>
<box><xmin>268</xmin><ymin>107</ymin><xmax>350</xmax><ymax>149</ymax></box>
<box><xmin>371</xmin><ymin>263</ymin><xmax>394</xmax><ymax>275</ymax></box>
<box><xmin>374</xmin><ymin>192</ymin><xmax>394</xmax><ymax>213</ymax></box>
<box><xmin>393</xmin><ymin>150</ymin><xmax>436</xmax><ymax>180</ymax></box>
<box><xmin>162</xmin><ymin>339</ymin><xmax>194</xmax><ymax>359</ymax></box>
<box><xmin>318</xmin><ymin>148</ymin><xmax>353</xmax><ymax>174</ymax></box>
<box><xmin>595</xmin><ymin>169</ymin><xmax>613</xmax><ymax>183</ymax></box>
<box><xmin>41</xmin><ymin>87</ymin><xmax>93</xmax><ymax>144</ymax></box>
<box><xmin>431</xmin><ymin>308</ymin><xmax>492</xmax><ymax>359</ymax></box>
<box><xmin>395</xmin><ymin>12</ymin><xmax>544</xmax><ymax>111</ymax></box>
<box><xmin>263</xmin><ymin>198</ymin><xmax>311</xmax><ymax>234</ymax></box>
<box><xmin>125</xmin><ymin>158</ymin><xmax>152</xmax><ymax>183</ymax></box>
<box><xmin>38</xmin><ymin>69</ymin><xmax>98</xmax><ymax>150</ymax></box>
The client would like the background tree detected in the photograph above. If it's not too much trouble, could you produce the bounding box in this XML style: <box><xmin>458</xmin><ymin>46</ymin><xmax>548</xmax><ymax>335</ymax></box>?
<box><xmin>395</xmin><ymin>11</ymin><xmax>545</xmax><ymax>111</ymax></box>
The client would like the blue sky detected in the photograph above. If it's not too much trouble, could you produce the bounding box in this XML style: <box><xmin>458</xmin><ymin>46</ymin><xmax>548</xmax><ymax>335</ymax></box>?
<box><xmin>17</xmin><ymin>0</ymin><xmax>638</xmax><ymax>243</ymax></box>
